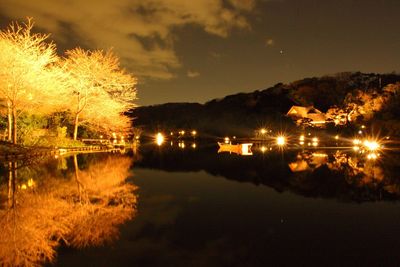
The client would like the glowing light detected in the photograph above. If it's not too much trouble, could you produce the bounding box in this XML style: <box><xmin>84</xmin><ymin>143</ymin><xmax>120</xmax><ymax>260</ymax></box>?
<box><xmin>367</xmin><ymin>153</ymin><xmax>378</xmax><ymax>160</ymax></box>
<box><xmin>224</xmin><ymin>137</ymin><xmax>230</xmax><ymax>144</ymax></box>
<box><xmin>299</xmin><ymin>141</ymin><xmax>304</xmax><ymax>145</ymax></box>
<box><xmin>312</xmin><ymin>137</ymin><xmax>319</xmax><ymax>143</ymax></box>
<box><xmin>100</xmin><ymin>135</ymin><xmax>103</xmax><ymax>139</ymax></box>
<box><xmin>299</xmin><ymin>135</ymin><xmax>305</xmax><ymax>141</ymax></box>
<box><xmin>358</xmin><ymin>130</ymin><xmax>363</xmax><ymax>134</ymax></box>
<box><xmin>361</xmin><ymin>125</ymin><xmax>366</xmax><ymax>129</ymax></box>
<box><xmin>353</xmin><ymin>139</ymin><xmax>361</xmax><ymax>145</ymax></box>
<box><xmin>363</xmin><ymin>140</ymin><xmax>379</xmax><ymax>151</ymax></box>
<box><xmin>178</xmin><ymin>141</ymin><xmax>185</xmax><ymax>149</ymax></box>
<box><xmin>192</xmin><ymin>143</ymin><xmax>196</xmax><ymax>149</ymax></box>
<box><xmin>191</xmin><ymin>130</ymin><xmax>197</xmax><ymax>136</ymax></box>
<box><xmin>260</xmin><ymin>146</ymin><xmax>267</xmax><ymax>153</ymax></box>
<box><xmin>27</xmin><ymin>178</ymin><xmax>35</xmax><ymax>188</ymax></box>
<box><xmin>170</xmin><ymin>132</ymin><xmax>174</xmax><ymax>136</ymax></box>
<box><xmin>353</xmin><ymin>146</ymin><xmax>360</xmax><ymax>151</ymax></box>
<box><xmin>334</xmin><ymin>135</ymin><xmax>339</xmax><ymax>140</ymax></box>
<box><xmin>313</xmin><ymin>153</ymin><xmax>328</xmax><ymax>158</ymax></box>
<box><xmin>276</xmin><ymin>136</ymin><xmax>286</xmax><ymax>146</ymax></box>
<box><xmin>156</xmin><ymin>132</ymin><xmax>164</xmax><ymax>146</ymax></box>
<box><xmin>180</xmin><ymin>130</ymin><xmax>185</xmax><ymax>135</ymax></box>
<box><xmin>260</xmin><ymin>128</ymin><xmax>267</xmax><ymax>134</ymax></box>
<box><xmin>312</xmin><ymin>142</ymin><xmax>318</xmax><ymax>147</ymax></box>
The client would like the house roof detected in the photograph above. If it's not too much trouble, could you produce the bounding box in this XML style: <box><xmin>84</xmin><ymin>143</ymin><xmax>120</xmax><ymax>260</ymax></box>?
<box><xmin>307</xmin><ymin>113</ymin><xmax>326</xmax><ymax>123</ymax></box>
<box><xmin>287</xmin><ymin>105</ymin><xmax>323</xmax><ymax>116</ymax></box>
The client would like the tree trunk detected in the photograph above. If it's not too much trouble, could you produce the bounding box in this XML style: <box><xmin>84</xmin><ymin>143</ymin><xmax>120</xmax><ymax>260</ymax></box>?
<box><xmin>7</xmin><ymin>102</ymin><xmax>12</xmax><ymax>142</ymax></box>
<box><xmin>12</xmin><ymin>107</ymin><xmax>17</xmax><ymax>144</ymax></box>
<box><xmin>73</xmin><ymin>154</ymin><xmax>85</xmax><ymax>203</ymax></box>
<box><xmin>8</xmin><ymin>162</ymin><xmax>16</xmax><ymax>208</ymax></box>
<box><xmin>73</xmin><ymin>113</ymin><xmax>79</xmax><ymax>140</ymax></box>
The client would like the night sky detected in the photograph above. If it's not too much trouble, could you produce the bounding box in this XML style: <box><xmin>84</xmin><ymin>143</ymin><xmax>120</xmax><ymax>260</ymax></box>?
<box><xmin>0</xmin><ymin>0</ymin><xmax>399</xmax><ymax>105</ymax></box>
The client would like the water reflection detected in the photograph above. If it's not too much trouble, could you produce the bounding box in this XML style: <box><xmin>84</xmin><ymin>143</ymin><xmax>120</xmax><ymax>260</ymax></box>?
<box><xmin>136</xmin><ymin>143</ymin><xmax>400</xmax><ymax>202</ymax></box>
<box><xmin>0</xmin><ymin>154</ymin><xmax>137</xmax><ymax>267</ymax></box>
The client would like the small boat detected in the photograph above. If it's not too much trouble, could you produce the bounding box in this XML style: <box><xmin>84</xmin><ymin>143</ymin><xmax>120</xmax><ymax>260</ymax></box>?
<box><xmin>217</xmin><ymin>142</ymin><xmax>253</xmax><ymax>156</ymax></box>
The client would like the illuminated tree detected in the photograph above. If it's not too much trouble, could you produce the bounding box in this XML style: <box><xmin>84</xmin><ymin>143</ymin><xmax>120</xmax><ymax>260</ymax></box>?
<box><xmin>0</xmin><ymin>19</ymin><xmax>63</xmax><ymax>144</ymax></box>
<box><xmin>62</xmin><ymin>48</ymin><xmax>137</xmax><ymax>140</ymax></box>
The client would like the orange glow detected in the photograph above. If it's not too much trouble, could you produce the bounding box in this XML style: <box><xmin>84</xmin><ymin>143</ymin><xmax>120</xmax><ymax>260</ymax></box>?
<box><xmin>363</xmin><ymin>140</ymin><xmax>380</xmax><ymax>151</ymax></box>
<box><xmin>155</xmin><ymin>132</ymin><xmax>164</xmax><ymax>146</ymax></box>
<box><xmin>276</xmin><ymin>136</ymin><xmax>286</xmax><ymax>146</ymax></box>
<box><xmin>367</xmin><ymin>152</ymin><xmax>378</xmax><ymax>160</ymax></box>
<box><xmin>353</xmin><ymin>139</ymin><xmax>361</xmax><ymax>145</ymax></box>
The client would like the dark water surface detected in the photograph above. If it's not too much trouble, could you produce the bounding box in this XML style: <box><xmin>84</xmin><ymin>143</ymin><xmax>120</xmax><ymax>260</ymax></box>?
<box><xmin>2</xmin><ymin>142</ymin><xmax>400</xmax><ymax>266</ymax></box>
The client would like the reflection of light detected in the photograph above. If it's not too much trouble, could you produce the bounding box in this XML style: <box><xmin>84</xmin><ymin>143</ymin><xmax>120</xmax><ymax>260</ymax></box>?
<box><xmin>353</xmin><ymin>139</ymin><xmax>361</xmax><ymax>145</ymax></box>
<box><xmin>224</xmin><ymin>137</ymin><xmax>230</xmax><ymax>144</ymax></box>
<box><xmin>363</xmin><ymin>140</ymin><xmax>379</xmax><ymax>151</ymax></box>
<box><xmin>156</xmin><ymin>132</ymin><xmax>164</xmax><ymax>146</ymax></box>
<box><xmin>276</xmin><ymin>136</ymin><xmax>286</xmax><ymax>146</ymax></box>
<box><xmin>313</xmin><ymin>153</ymin><xmax>327</xmax><ymax>158</ymax></box>
<box><xmin>192</xmin><ymin>143</ymin><xmax>196</xmax><ymax>149</ymax></box>
<box><xmin>312</xmin><ymin>137</ymin><xmax>318</xmax><ymax>147</ymax></box>
<box><xmin>367</xmin><ymin>153</ymin><xmax>378</xmax><ymax>160</ymax></box>
<box><xmin>260</xmin><ymin>146</ymin><xmax>267</xmax><ymax>153</ymax></box>
<box><xmin>299</xmin><ymin>135</ymin><xmax>305</xmax><ymax>141</ymax></box>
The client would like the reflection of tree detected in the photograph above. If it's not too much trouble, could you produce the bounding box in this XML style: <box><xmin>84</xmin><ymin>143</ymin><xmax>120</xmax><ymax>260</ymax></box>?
<box><xmin>0</xmin><ymin>155</ymin><xmax>137</xmax><ymax>267</ymax></box>
<box><xmin>65</xmin><ymin>155</ymin><xmax>137</xmax><ymax>248</ymax></box>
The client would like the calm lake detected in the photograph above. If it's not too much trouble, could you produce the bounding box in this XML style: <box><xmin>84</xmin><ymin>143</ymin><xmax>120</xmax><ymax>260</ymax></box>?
<box><xmin>2</xmin><ymin>141</ymin><xmax>400</xmax><ymax>266</ymax></box>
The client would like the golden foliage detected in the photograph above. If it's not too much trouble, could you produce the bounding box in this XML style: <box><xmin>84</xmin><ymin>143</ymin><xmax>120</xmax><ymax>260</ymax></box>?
<box><xmin>0</xmin><ymin>155</ymin><xmax>137</xmax><ymax>267</ymax></box>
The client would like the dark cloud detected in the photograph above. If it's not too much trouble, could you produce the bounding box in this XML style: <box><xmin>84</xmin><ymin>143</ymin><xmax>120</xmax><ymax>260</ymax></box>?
<box><xmin>0</xmin><ymin>0</ymin><xmax>257</xmax><ymax>79</ymax></box>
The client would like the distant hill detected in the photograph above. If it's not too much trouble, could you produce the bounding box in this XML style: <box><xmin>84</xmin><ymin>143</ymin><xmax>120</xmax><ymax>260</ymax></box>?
<box><xmin>129</xmin><ymin>72</ymin><xmax>400</xmax><ymax>137</ymax></box>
